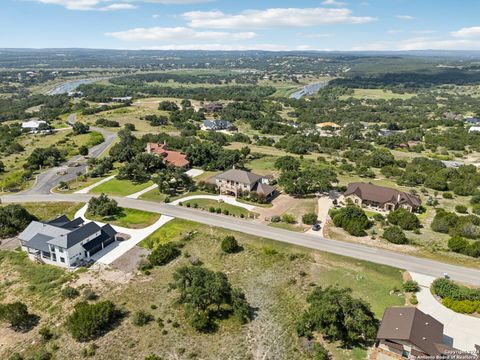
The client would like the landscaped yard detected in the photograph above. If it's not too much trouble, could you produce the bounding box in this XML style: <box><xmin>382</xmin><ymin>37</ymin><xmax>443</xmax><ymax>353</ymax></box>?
<box><xmin>86</xmin><ymin>207</ymin><xmax>160</xmax><ymax>229</ymax></box>
<box><xmin>53</xmin><ymin>173</ymin><xmax>115</xmax><ymax>193</ymax></box>
<box><xmin>181</xmin><ymin>198</ymin><xmax>253</xmax><ymax>217</ymax></box>
<box><xmin>138</xmin><ymin>188</ymin><xmax>167</xmax><ymax>202</ymax></box>
<box><xmin>91</xmin><ymin>178</ymin><xmax>154</xmax><ymax>197</ymax></box>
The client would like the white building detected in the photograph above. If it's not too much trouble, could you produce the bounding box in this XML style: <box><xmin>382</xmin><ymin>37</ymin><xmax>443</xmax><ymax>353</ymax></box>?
<box><xmin>21</xmin><ymin>119</ymin><xmax>47</xmax><ymax>133</ymax></box>
<box><xmin>19</xmin><ymin>215</ymin><xmax>117</xmax><ymax>268</ymax></box>
<box><xmin>468</xmin><ymin>126</ymin><xmax>480</xmax><ymax>133</ymax></box>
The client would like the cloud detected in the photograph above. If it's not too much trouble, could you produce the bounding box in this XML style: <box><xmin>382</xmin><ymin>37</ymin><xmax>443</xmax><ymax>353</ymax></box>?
<box><xmin>396</xmin><ymin>15</ymin><xmax>414</xmax><ymax>20</ymax></box>
<box><xmin>144</xmin><ymin>0</ymin><xmax>213</xmax><ymax>3</ymax></box>
<box><xmin>353</xmin><ymin>36</ymin><xmax>480</xmax><ymax>51</ymax></box>
<box><xmin>105</xmin><ymin>27</ymin><xmax>257</xmax><ymax>41</ymax></box>
<box><xmin>452</xmin><ymin>26</ymin><xmax>480</xmax><ymax>38</ymax></box>
<box><xmin>183</xmin><ymin>7</ymin><xmax>376</xmax><ymax>29</ymax></box>
<box><xmin>322</xmin><ymin>0</ymin><xmax>346</xmax><ymax>6</ymax></box>
<box><xmin>35</xmin><ymin>0</ymin><xmax>135</xmax><ymax>11</ymax></box>
<box><xmin>387</xmin><ymin>29</ymin><xmax>403</xmax><ymax>35</ymax></box>
<box><xmin>142</xmin><ymin>43</ymin><xmax>317</xmax><ymax>51</ymax></box>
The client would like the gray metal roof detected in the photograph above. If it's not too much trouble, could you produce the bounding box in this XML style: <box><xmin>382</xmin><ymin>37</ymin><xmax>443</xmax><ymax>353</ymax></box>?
<box><xmin>18</xmin><ymin>221</ymin><xmax>70</xmax><ymax>242</ymax></box>
<box><xmin>203</xmin><ymin>119</ymin><xmax>233</xmax><ymax>130</ymax></box>
<box><xmin>24</xmin><ymin>233</ymin><xmax>53</xmax><ymax>253</ymax></box>
<box><xmin>216</xmin><ymin>169</ymin><xmax>263</xmax><ymax>185</ymax></box>
<box><xmin>47</xmin><ymin>221</ymin><xmax>101</xmax><ymax>248</ymax></box>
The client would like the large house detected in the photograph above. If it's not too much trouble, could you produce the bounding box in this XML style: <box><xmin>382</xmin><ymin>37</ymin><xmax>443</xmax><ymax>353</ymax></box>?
<box><xmin>376</xmin><ymin>307</ymin><xmax>458</xmax><ymax>359</ymax></box>
<box><xmin>201</xmin><ymin>119</ymin><xmax>235</xmax><ymax>132</ymax></box>
<box><xmin>19</xmin><ymin>215</ymin><xmax>117</xmax><ymax>268</ymax></box>
<box><xmin>22</xmin><ymin>119</ymin><xmax>48</xmax><ymax>133</ymax></box>
<box><xmin>145</xmin><ymin>143</ymin><xmax>190</xmax><ymax>168</ymax></box>
<box><xmin>215</xmin><ymin>169</ymin><xmax>276</xmax><ymax>201</ymax></box>
<box><xmin>465</xmin><ymin>117</ymin><xmax>480</xmax><ymax>125</ymax></box>
<box><xmin>316</xmin><ymin>122</ymin><xmax>342</xmax><ymax>130</ymax></box>
<box><xmin>343</xmin><ymin>182</ymin><xmax>421</xmax><ymax>213</ymax></box>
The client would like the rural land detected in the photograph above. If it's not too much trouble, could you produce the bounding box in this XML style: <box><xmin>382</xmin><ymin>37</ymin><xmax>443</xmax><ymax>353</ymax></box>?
<box><xmin>1</xmin><ymin>48</ymin><xmax>480</xmax><ymax>360</ymax></box>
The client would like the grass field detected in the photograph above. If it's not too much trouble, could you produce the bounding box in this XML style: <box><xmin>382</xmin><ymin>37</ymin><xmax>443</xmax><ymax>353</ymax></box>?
<box><xmin>53</xmin><ymin>173</ymin><xmax>115</xmax><ymax>193</ymax></box>
<box><xmin>1</xmin><ymin>217</ymin><xmax>405</xmax><ymax>360</ymax></box>
<box><xmin>87</xmin><ymin>207</ymin><xmax>160</xmax><ymax>229</ymax></box>
<box><xmin>91</xmin><ymin>178</ymin><xmax>154</xmax><ymax>197</ymax></box>
<box><xmin>339</xmin><ymin>88</ymin><xmax>416</xmax><ymax>100</ymax></box>
<box><xmin>138</xmin><ymin>187</ymin><xmax>167</xmax><ymax>202</ymax></box>
<box><xmin>20</xmin><ymin>202</ymin><xmax>84</xmax><ymax>221</ymax></box>
<box><xmin>181</xmin><ymin>198</ymin><xmax>252</xmax><ymax>217</ymax></box>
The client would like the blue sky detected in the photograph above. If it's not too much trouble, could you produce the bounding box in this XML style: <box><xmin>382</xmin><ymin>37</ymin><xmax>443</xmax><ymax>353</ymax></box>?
<box><xmin>3</xmin><ymin>0</ymin><xmax>480</xmax><ymax>50</ymax></box>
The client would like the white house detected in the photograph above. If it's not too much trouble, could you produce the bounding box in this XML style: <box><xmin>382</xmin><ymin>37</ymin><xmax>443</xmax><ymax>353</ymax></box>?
<box><xmin>468</xmin><ymin>126</ymin><xmax>480</xmax><ymax>133</ymax></box>
<box><xmin>21</xmin><ymin>119</ymin><xmax>47</xmax><ymax>133</ymax></box>
<box><xmin>19</xmin><ymin>215</ymin><xmax>117</xmax><ymax>268</ymax></box>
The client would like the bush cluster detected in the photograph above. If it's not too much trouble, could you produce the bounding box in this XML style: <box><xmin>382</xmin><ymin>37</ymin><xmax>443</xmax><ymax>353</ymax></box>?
<box><xmin>330</xmin><ymin>206</ymin><xmax>371</xmax><ymax>236</ymax></box>
<box><xmin>387</xmin><ymin>208</ymin><xmax>420</xmax><ymax>230</ymax></box>
<box><xmin>382</xmin><ymin>226</ymin><xmax>408</xmax><ymax>244</ymax></box>
<box><xmin>148</xmin><ymin>243</ymin><xmax>181</xmax><ymax>266</ymax></box>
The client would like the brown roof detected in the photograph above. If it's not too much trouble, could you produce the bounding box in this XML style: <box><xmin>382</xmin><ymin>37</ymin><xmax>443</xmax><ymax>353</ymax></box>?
<box><xmin>146</xmin><ymin>143</ymin><xmax>190</xmax><ymax>168</ymax></box>
<box><xmin>216</xmin><ymin>169</ymin><xmax>263</xmax><ymax>185</ymax></box>
<box><xmin>252</xmin><ymin>182</ymin><xmax>276</xmax><ymax>196</ymax></box>
<box><xmin>377</xmin><ymin>307</ymin><xmax>444</xmax><ymax>356</ymax></box>
<box><xmin>344</xmin><ymin>182</ymin><xmax>421</xmax><ymax>208</ymax></box>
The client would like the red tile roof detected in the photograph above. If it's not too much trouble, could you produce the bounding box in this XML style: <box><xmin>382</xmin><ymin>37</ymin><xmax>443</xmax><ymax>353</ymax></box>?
<box><xmin>146</xmin><ymin>143</ymin><xmax>190</xmax><ymax>168</ymax></box>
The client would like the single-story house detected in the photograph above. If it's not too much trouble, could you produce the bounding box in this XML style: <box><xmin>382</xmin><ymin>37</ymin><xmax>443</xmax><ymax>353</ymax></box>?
<box><xmin>19</xmin><ymin>215</ymin><xmax>117</xmax><ymax>268</ymax></box>
<box><xmin>22</xmin><ymin>119</ymin><xmax>47</xmax><ymax>133</ymax></box>
<box><xmin>203</xmin><ymin>102</ymin><xmax>224</xmax><ymax>112</ymax></box>
<box><xmin>111</xmin><ymin>96</ymin><xmax>132</xmax><ymax>102</ymax></box>
<box><xmin>215</xmin><ymin>169</ymin><xmax>276</xmax><ymax>201</ymax></box>
<box><xmin>441</xmin><ymin>160</ymin><xmax>463</xmax><ymax>168</ymax></box>
<box><xmin>146</xmin><ymin>143</ymin><xmax>190</xmax><ymax>168</ymax></box>
<box><xmin>465</xmin><ymin>117</ymin><xmax>480</xmax><ymax>125</ymax></box>
<box><xmin>376</xmin><ymin>307</ymin><xmax>459</xmax><ymax>359</ymax></box>
<box><xmin>201</xmin><ymin>119</ymin><xmax>235</xmax><ymax>131</ymax></box>
<box><xmin>468</xmin><ymin>126</ymin><xmax>480</xmax><ymax>133</ymax></box>
<box><xmin>343</xmin><ymin>182</ymin><xmax>421</xmax><ymax>213</ymax></box>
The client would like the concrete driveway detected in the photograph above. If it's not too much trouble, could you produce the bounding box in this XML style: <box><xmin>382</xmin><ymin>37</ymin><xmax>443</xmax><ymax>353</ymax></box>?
<box><xmin>74</xmin><ymin>204</ymin><xmax>173</xmax><ymax>265</ymax></box>
<box><xmin>410</xmin><ymin>272</ymin><xmax>480</xmax><ymax>352</ymax></box>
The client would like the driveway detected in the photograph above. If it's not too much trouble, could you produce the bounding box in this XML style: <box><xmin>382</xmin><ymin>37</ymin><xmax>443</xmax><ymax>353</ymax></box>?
<box><xmin>410</xmin><ymin>272</ymin><xmax>480</xmax><ymax>352</ymax></box>
<box><xmin>74</xmin><ymin>204</ymin><xmax>173</xmax><ymax>265</ymax></box>
<box><xmin>306</xmin><ymin>196</ymin><xmax>333</xmax><ymax>237</ymax></box>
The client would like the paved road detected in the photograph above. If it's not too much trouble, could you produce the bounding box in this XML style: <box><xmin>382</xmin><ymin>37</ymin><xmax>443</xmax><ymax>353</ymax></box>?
<box><xmin>23</xmin><ymin>114</ymin><xmax>117</xmax><ymax>195</ymax></box>
<box><xmin>3</xmin><ymin>193</ymin><xmax>480</xmax><ymax>286</ymax></box>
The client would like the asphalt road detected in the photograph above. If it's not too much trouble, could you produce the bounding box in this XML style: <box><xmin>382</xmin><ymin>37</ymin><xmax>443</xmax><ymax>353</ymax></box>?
<box><xmin>22</xmin><ymin>115</ymin><xmax>116</xmax><ymax>195</ymax></box>
<box><xmin>3</xmin><ymin>193</ymin><xmax>480</xmax><ymax>286</ymax></box>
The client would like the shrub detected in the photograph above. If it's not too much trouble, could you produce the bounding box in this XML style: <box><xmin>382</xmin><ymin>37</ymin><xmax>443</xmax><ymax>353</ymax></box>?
<box><xmin>282</xmin><ymin>214</ymin><xmax>296</xmax><ymax>224</ymax></box>
<box><xmin>148</xmin><ymin>243</ymin><xmax>180</xmax><ymax>266</ymax></box>
<box><xmin>402</xmin><ymin>280</ymin><xmax>420</xmax><ymax>293</ymax></box>
<box><xmin>431</xmin><ymin>278</ymin><xmax>480</xmax><ymax>301</ymax></box>
<box><xmin>221</xmin><ymin>236</ymin><xmax>240</xmax><ymax>254</ymax></box>
<box><xmin>215</xmin><ymin>207</ymin><xmax>222</xmax><ymax>214</ymax></box>
<box><xmin>383</xmin><ymin>226</ymin><xmax>408</xmax><ymax>244</ymax></box>
<box><xmin>442</xmin><ymin>298</ymin><xmax>479</xmax><ymax>314</ymax></box>
<box><xmin>455</xmin><ymin>205</ymin><xmax>468</xmax><ymax>214</ymax></box>
<box><xmin>209</xmin><ymin>206</ymin><xmax>215</xmax><ymax>213</ymax></box>
<box><xmin>387</xmin><ymin>208</ymin><xmax>420</xmax><ymax>230</ymax></box>
<box><xmin>410</xmin><ymin>295</ymin><xmax>418</xmax><ymax>305</ymax></box>
<box><xmin>270</xmin><ymin>215</ymin><xmax>281</xmax><ymax>223</ymax></box>
<box><xmin>65</xmin><ymin>301</ymin><xmax>121</xmax><ymax>341</ymax></box>
<box><xmin>132</xmin><ymin>310</ymin><xmax>154</xmax><ymax>326</ymax></box>
<box><xmin>312</xmin><ymin>343</ymin><xmax>329</xmax><ymax>360</ymax></box>
<box><xmin>39</xmin><ymin>326</ymin><xmax>54</xmax><ymax>341</ymax></box>
<box><xmin>302</xmin><ymin>212</ymin><xmax>318</xmax><ymax>225</ymax></box>
<box><xmin>0</xmin><ymin>302</ymin><xmax>34</xmax><ymax>331</ymax></box>
<box><xmin>62</xmin><ymin>286</ymin><xmax>80</xmax><ymax>299</ymax></box>
<box><xmin>83</xmin><ymin>289</ymin><xmax>98</xmax><ymax>301</ymax></box>
<box><xmin>448</xmin><ymin>235</ymin><xmax>469</xmax><ymax>253</ymax></box>
<box><xmin>330</xmin><ymin>206</ymin><xmax>371</xmax><ymax>236</ymax></box>
<box><xmin>443</xmin><ymin>192</ymin><xmax>453</xmax><ymax>199</ymax></box>
<box><xmin>0</xmin><ymin>204</ymin><xmax>37</xmax><ymax>239</ymax></box>
<box><xmin>87</xmin><ymin>194</ymin><xmax>120</xmax><ymax>217</ymax></box>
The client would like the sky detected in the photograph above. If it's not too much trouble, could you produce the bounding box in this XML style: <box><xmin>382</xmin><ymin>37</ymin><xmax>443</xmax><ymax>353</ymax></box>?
<box><xmin>2</xmin><ymin>0</ymin><xmax>480</xmax><ymax>51</ymax></box>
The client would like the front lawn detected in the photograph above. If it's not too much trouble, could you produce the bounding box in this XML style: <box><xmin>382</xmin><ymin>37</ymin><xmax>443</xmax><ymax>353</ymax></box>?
<box><xmin>87</xmin><ymin>208</ymin><xmax>160</xmax><ymax>229</ymax></box>
<box><xmin>141</xmin><ymin>218</ymin><xmax>199</xmax><ymax>249</ymax></box>
<box><xmin>91</xmin><ymin>178</ymin><xmax>154</xmax><ymax>197</ymax></box>
<box><xmin>20</xmin><ymin>202</ymin><xmax>84</xmax><ymax>221</ymax></box>
<box><xmin>181</xmin><ymin>198</ymin><xmax>251</xmax><ymax>217</ymax></box>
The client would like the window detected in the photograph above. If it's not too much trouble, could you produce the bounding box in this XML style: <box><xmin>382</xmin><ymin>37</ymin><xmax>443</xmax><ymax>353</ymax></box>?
<box><xmin>58</xmin><ymin>247</ymin><xmax>64</xmax><ymax>253</ymax></box>
<box><xmin>60</xmin><ymin>257</ymin><xmax>65</xmax><ymax>263</ymax></box>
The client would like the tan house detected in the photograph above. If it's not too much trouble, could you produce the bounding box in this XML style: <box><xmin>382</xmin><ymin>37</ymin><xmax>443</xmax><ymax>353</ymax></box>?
<box><xmin>145</xmin><ymin>143</ymin><xmax>190</xmax><ymax>168</ymax></box>
<box><xmin>343</xmin><ymin>182</ymin><xmax>421</xmax><ymax>213</ymax></box>
<box><xmin>376</xmin><ymin>307</ymin><xmax>459</xmax><ymax>359</ymax></box>
<box><xmin>215</xmin><ymin>169</ymin><xmax>276</xmax><ymax>201</ymax></box>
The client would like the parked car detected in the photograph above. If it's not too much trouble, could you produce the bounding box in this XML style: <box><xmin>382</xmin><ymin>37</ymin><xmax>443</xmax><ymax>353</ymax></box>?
<box><xmin>312</xmin><ymin>223</ymin><xmax>321</xmax><ymax>231</ymax></box>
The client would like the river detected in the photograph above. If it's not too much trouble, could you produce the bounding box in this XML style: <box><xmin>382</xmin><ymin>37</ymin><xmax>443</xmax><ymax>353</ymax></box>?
<box><xmin>289</xmin><ymin>80</ymin><xmax>329</xmax><ymax>99</ymax></box>
<box><xmin>46</xmin><ymin>77</ymin><xmax>106</xmax><ymax>95</ymax></box>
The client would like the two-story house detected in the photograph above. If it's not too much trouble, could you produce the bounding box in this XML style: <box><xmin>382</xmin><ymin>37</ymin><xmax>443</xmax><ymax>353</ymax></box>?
<box><xmin>19</xmin><ymin>215</ymin><xmax>117</xmax><ymax>268</ymax></box>
<box><xmin>215</xmin><ymin>169</ymin><xmax>276</xmax><ymax>201</ymax></box>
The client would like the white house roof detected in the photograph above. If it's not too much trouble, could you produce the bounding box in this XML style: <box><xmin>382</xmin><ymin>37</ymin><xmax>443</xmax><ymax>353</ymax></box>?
<box><xmin>468</xmin><ymin>126</ymin><xmax>480</xmax><ymax>132</ymax></box>
<box><xmin>21</xmin><ymin>120</ymin><xmax>46</xmax><ymax>129</ymax></box>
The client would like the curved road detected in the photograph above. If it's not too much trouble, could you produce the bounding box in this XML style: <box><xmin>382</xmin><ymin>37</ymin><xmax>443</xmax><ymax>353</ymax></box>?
<box><xmin>3</xmin><ymin>193</ymin><xmax>480</xmax><ymax>286</ymax></box>
<box><xmin>23</xmin><ymin>114</ymin><xmax>117</xmax><ymax>195</ymax></box>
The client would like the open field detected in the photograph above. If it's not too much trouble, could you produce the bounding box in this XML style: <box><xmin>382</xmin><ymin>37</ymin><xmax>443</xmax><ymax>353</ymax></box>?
<box><xmin>91</xmin><ymin>178</ymin><xmax>154</xmax><ymax>197</ymax></box>
<box><xmin>20</xmin><ymin>202</ymin><xmax>84</xmax><ymax>221</ymax></box>
<box><xmin>87</xmin><ymin>207</ymin><xmax>160</xmax><ymax>229</ymax></box>
<box><xmin>53</xmin><ymin>173</ymin><xmax>116</xmax><ymax>193</ymax></box>
<box><xmin>339</xmin><ymin>88</ymin><xmax>417</xmax><ymax>100</ymax></box>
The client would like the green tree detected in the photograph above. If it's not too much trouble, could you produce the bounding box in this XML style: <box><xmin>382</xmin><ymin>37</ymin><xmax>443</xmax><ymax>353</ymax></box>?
<box><xmin>387</xmin><ymin>208</ymin><xmax>420</xmax><ymax>230</ymax></box>
<box><xmin>296</xmin><ymin>286</ymin><xmax>378</xmax><ymax>346</ymax></box>
<box><xmin>87</xmin><ymin>194</ymin><xmax>120</xmax><ymax>217</ymax></box>
<box><xmin>79</xmin><ymin>145</ymin><xmax>89</xmax><ymax>156</ymax></box>
<box><xmin>0</xmin><ymin>204</ymin><xmax>36</xmax><ymax>238</ymax></box>
<box><xmin>221</xmin><ymin>235</ymin><xmax>240</xmax><ymax>254</ymax></box>
<box><xmin>302</xmin><ymin>212</ymin><xmax>318</xmax><ymax>225</ymax></box>
<box><xmin>382</xmin><ymin>226</ymin><xmax>408</xmax><ymax>244</ymax></box>
<box><xmin>330</xmin><ymin>206</ymin><xmax>370</xmax><ymax>236</ymax></box>
<box><xmin>0</xmin><ymin>302</ymin><xmax>34</xmax><ymax>331</ymax></box>
<box><xmin>148</xmin><ymin>243</ymin><xmax>180</xmax><ymax>266</ymax></box>
<box><xmin>274</xmin><ymin>156</ymin><xmax>300</xmax><ymax>172</ymax></box>
<box><xmin>72</xmin><ymin>122</ymin><xmax>89</xmax><ymax>135</ymax></box>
